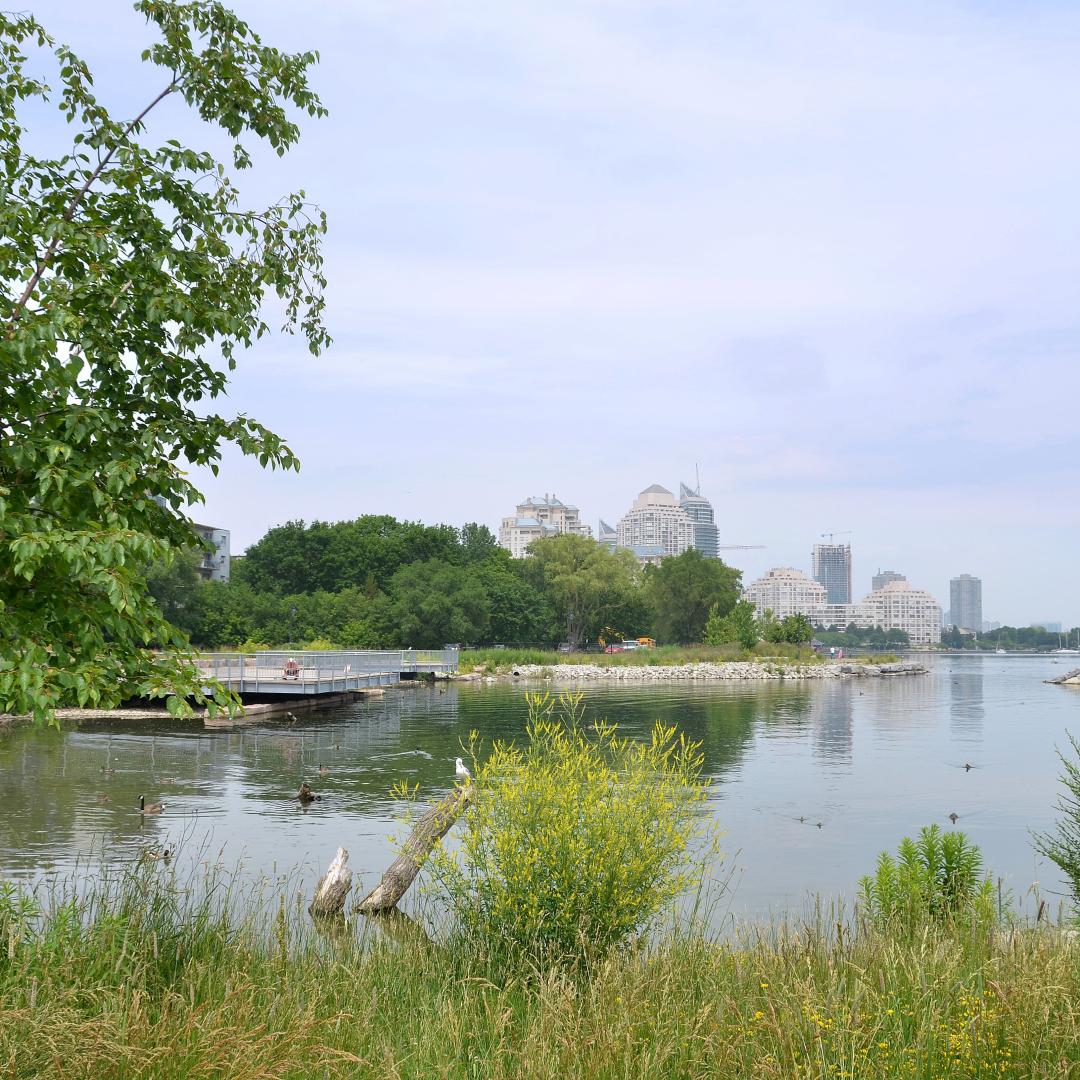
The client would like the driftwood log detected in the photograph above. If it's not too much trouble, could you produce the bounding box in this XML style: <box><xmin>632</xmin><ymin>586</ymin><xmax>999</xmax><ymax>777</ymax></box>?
<box><xmin>356</xmin><ymin>784</ymin><xmax>472</xmax><ymax>915</ymax></box>
<box><xmin>309</xmin><ymin>846</ymin><xmax>353</xmax><ymax>916</ymax></box>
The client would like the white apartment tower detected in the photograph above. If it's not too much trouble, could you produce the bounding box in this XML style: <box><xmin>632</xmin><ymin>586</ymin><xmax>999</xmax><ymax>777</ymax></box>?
<box><xmin>862</xmin><ymin>581</ymin><xmax>942</xmax><ymax>645</ymax></box>
<box><xmin>498</xmin><ymin>494</ymin><xmax>591</xmax><ymax>558</ymax></box>
<box><xmin>743</xmin><ymin>567</ymin><xmax>827</xmax><ymax>620</ymax></box>
<box><xmin>616</xmin><ymin>484</ymin><xmax>695</xmax><ymax>559</ymax></box>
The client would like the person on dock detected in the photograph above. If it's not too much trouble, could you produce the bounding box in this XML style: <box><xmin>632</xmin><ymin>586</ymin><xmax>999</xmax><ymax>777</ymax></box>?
<box><xmin>284</xmin><ymin>658</ymin><xmax>300</xmax><ymax>680</ymax></box>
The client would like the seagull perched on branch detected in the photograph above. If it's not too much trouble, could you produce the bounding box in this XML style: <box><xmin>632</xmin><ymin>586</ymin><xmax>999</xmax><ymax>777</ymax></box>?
<box><xmin>455</xmin><ymin>757</ymin><xmax>471</xmax><ymax>782</ymax></box>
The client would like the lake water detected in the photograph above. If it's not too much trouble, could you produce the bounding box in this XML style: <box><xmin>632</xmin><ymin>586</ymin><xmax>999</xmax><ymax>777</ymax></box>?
<box><xmin>2</xmin><ymin>654</ymin><xmax>1078</xmax><ymax>922</ymax></box>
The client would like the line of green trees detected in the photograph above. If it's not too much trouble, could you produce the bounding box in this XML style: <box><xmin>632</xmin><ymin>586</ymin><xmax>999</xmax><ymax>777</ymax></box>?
<box><xmin>150</xmin><ymin>517</ymin><xmax>745</xmax><ymax>650</ymax></box>
<box><xmin>939</xmin><ymin>624</ymin><xmax>1080</xmax><ymax>651</ymax></box>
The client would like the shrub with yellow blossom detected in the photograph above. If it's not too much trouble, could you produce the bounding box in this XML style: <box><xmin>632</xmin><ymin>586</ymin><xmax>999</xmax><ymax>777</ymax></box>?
<box><xmin>426</xmin><ymin>692</ymin><xmax>713</xmax><ymax>964</ymax></box>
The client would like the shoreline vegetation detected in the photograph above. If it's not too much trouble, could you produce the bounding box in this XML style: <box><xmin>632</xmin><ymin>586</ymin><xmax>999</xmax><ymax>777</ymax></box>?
<box><xmin>3</xmin><ymin>695</ymin><xmax>1079</xmax><ymax>1078</ymax></box>
<box><xmin>2</xmin><ymin>868</ymin><xmax>1078</xmax><ymax>1078</ymax></box>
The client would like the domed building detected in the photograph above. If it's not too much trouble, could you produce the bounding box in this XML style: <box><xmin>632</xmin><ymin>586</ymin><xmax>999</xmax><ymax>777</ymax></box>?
<box><xmin>616</xmin><ymin>484</ymin><xmax>695</xmax><ymax>561</ymax></box>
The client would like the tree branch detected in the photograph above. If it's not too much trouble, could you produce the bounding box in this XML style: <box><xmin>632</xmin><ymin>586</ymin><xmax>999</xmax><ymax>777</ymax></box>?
<box><xmin>8</xmin><ymin>80</ymin><xmax>179</xmax><ymax>327</ymax></box>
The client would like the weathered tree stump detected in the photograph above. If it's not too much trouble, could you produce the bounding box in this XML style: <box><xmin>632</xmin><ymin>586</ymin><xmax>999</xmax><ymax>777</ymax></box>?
<box><xmin>309</xmin><ymin>846</ymin><xmax>353</xmax><ymax>917</ymax></box>
<box><xmin>357</xmin><ymin>784</ymin><xmax>472</xmax><ymax>915</ymax></box>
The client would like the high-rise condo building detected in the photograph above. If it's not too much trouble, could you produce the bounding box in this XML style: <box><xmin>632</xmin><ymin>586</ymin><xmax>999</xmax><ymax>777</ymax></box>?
<box><xmin>812</xmin><ymin>542</ymin><xmax>852</xmax><ymax>604</ymax></box>
<box><xmin>498</xmin><ymin>494</ymin><xmax>591</xmax><ymax>558</ymax></box>
<box><xmin>872</xmin><ymin>569</ymin><xmax>906</xmax><ymax>593</ymax></box>
<box><xmin>678</xmin><ymin>482</ymin><xmax>719</xmax><ymax>558</ymax></box>
<box><xmin>617</xmin><ymin>484</ymin><xmax>695</xmax><ymax>561</ymax></box>
<box><xmin>862</xmin><ymin>581</ymin><xmax>942</xmax><ymax>646</ymax></box>
<box><xmin>949</xmin><ymin>574</ymin><xmax>983</xmax><ymax>631</ymax></box>
<box><xmin>743</xmin><ymin>567</ymin><xmax>828</xmax><ymax>621</ymax></box>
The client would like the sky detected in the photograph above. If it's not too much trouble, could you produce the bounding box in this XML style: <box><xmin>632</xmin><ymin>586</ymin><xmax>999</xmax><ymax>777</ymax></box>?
<box><xmin>29</xmin><ymin>0</ymin><xmax>1080</xmax><ymax>627</ymax></box>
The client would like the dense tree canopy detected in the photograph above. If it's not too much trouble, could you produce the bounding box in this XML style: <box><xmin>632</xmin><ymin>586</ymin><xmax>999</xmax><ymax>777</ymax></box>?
<box><xmin>237</xmin><ymin>516</ymin><xmax>464</xmax><ymax>595</ymax></box>
<box><xmin>644</xmin><ymin>548</ymin><xmax>742</xmax><ymax>644</ymax></box>
<box><xmin>521</xmin><ymin>535</ymin><xmax>642</xmax><ymax>648</ymax></box>
<box><xmin>0</xmin><ymin>1</ymin><xmax>327</xmax><ymax>721</ymax></box>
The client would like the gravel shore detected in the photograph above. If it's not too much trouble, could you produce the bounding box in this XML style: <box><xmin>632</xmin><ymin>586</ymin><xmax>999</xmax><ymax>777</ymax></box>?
<box><xmin>498</xmin><ymin>660</ymin><xmax>926</xmax><ymax>682</ymax></box>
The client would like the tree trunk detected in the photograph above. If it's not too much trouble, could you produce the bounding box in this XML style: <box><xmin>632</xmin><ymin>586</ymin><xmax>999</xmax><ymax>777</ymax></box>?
<box><xmin>356</xmin><ymin>784</ymin><xmax>472</xmax><ymax>915</ymax></box>
<box><xmin>309</xmin><ymin>846</ymin><xmax>353</xmax><ymax>917</ymax></box>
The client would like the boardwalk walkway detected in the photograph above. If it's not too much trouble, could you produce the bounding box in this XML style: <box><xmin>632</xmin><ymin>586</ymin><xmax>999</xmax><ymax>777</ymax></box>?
<box><xmin>194</xmin><ymin>649</ymin><xmax>458</xmax><ymax>696</ymax></box>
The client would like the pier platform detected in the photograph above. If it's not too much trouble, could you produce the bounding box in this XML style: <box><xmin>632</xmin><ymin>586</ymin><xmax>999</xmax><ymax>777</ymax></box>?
<box><xmin>194</xmin><ymin>649</ymin><xmax>458</xmax><ymax>696</ymax></box>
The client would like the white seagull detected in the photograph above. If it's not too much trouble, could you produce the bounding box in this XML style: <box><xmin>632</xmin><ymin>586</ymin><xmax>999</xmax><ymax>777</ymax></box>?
<box><xmin>455</xmin><ymin>757</ymin><xmax>471</xmax><ymax>782</ymax></box>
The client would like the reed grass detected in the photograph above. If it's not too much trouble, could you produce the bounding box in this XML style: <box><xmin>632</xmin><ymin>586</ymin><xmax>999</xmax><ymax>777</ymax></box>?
<box><xmin>459</xmin><ymin>643</ymin><xmax>824</xmax><ymax>673</ymax></box>
<box><xmin>2</xmin><ymin>867</ymin><xmax>1078</xmax><ymax>1078</ymax></box>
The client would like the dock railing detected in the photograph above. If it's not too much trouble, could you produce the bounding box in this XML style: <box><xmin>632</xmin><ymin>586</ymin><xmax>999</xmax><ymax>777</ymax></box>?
<box><xmin>193</xmin><ymin>648</ymin><xmax>459</xmax><ymax>694</ymax></box>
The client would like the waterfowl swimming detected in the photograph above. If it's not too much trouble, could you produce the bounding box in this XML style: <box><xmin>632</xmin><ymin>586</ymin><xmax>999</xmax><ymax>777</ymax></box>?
<box><xmin>139</xmin><ymin>795</ymin><xmax>165</xmax><ymax>814</ymax></box>
<box><xmin>296</xmin><ymin>782</ymin><xmax>321</xmax><ymax>802</ymax></box>
<box><xmin>143</xmin><ymin>846</ymin><xmax>172</xmax><ymax>862</ymax></box>
<box><xmin>96</xmin><ymin>793</ymin><xmax>110</xmax><ymax>804</ymax></box>
<box><xmin>948</xmin><ymin>812</ymin><xmax>959</xmax><ymax>825</ymax></box>
<box><xmin>100</xmin><ymin>765</ymin><xmax>115</xmax><ymax>775</ymax></box>
<box><xmin>318</xmin><ymin>764</ymin><xmax>329</xmax><ymax>776</ymax></box>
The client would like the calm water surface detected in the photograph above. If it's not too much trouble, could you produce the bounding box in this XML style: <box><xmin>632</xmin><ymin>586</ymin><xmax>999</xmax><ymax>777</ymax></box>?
<box><xmin>2</xmin><ymin>654</ymin><xmax>1078</xmax><ymax>921</ymax></box>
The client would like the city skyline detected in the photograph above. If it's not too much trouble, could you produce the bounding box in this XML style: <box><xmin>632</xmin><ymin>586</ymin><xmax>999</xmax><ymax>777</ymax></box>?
<box><xmin>43</xmin><ymin>0</ymin><xmax>1080</xmax><ymax>628</ymax></box>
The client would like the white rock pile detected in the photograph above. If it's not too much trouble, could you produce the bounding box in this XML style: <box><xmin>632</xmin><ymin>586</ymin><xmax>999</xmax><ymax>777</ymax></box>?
<box><xmin>508</xmin><ymin>662</ymin><xmax>847</xmax><ymax>682</ymax></box>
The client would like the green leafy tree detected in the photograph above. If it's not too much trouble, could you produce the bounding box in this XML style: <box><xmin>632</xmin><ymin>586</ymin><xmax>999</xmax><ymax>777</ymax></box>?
<box><xmin>238</xmin><ymin>516</ymin><xmax>461</xmax><ymax>595</ymax></box>
<box><xmin>1</xmin><ymin>2</ymin><xmax>327</xmax><ymax>721</ymax></box>
<box><xmin>704</xmin><ymin>599</ymin><xmax>758</xmax><ymax>649</ymax></box>
<box><xmin>777</xmin><ymin>613</ymin><xmax>813</xmax><ymax>645</ymax></box>
<box><xmin>644</xmin><ymin>549</ymin><xmax>742</xmax><ymax>644</ymax></box>
<box><xmin>459</xmin><ymin>522</ymin><xmax>499</xmax><ymax>563</ymax></box>
<box><xmin>145</xmin><ymin>549</ymin><xmax>202</xmax><ymax>635</ymax></box>
<box><xmin>380</xmin><ymin>559</ymin><xmax>490</xmax><ymax>648</ymax></box>
<box><xmin>522</xmin><ymin>535</ymin><xmax>639</xmax><ymax>648</ymax></box>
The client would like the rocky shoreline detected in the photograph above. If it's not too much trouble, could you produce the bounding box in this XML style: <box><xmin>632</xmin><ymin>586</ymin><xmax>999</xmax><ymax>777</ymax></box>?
<box><xmin>468</xmin><ymin>660</ymin><xmax>928</xmax><ymax>682</ymax></box>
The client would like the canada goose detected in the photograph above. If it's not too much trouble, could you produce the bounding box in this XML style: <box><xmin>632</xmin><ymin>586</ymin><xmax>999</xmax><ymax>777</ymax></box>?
<box><xmin>964</xmin><ymin>763</ymin><xmax>974</xmax><ymax>772</ymax></box>
<box><xmin>296</xmin><ymin>782</ymin><xmax>321</xmax><ymax>802</ymax></box>
<box><xmin>139</xmin><ymin>795</ymin><xmax>165</xmax><ymax>814</ymax></box>
<box><xmin>948</xmin><ymin>812</ymin><xmax>959</xmax><ymax>825</ymax></box>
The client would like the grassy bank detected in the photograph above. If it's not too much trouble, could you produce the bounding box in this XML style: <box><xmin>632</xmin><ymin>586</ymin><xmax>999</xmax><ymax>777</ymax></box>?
<box><xmin>458</xmin><ymin>642</ymin><xmax>825</xmax><ymax>674</ymax></box>
<box><xmin>2</xmin><ymin>871</ymin><xmax>1078</xmax><ymax>1078</ymax></box>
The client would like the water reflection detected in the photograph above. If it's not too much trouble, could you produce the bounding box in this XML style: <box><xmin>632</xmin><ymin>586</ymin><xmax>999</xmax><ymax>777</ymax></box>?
<box><xmin>950</xmin><ymin>661</ymin><xmax>985</xmax><ymax>741</ymax></box>
<box><xmin>0</xmin><ymin>657</ymin><xmax>1075</xmax><ymax>920</ymax></box>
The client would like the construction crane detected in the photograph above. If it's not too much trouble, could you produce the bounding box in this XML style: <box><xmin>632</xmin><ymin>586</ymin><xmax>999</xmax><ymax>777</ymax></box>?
<box><xmin>819</xmin><ymin>531</ymin><xmax>852</xmax><ymax>543</ymax></box>
<box><xmin>717</xmin><ymin>545</ymin><xmax>765</xmax><ymax>551</ymax></box>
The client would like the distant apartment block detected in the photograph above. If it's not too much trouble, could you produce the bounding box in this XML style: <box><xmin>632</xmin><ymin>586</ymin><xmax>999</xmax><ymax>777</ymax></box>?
<box><xmin>744</xmin><ymin>568</ymin><xmax>827</xmax><ymax>620</ymax></box>
<box><xmin>678</xmin><ymin>482</ymin><xmax>719</xmax><ymax>558</ymax></box>
<box><xmin>872</xmin><ymin>569</ymin><xmax>906</xmax><ymax>593</ymax></box>
<box><xmin>862</xmin><ymin>581</ymin><xmax>942</xmax><ymax>645</ymax></box>
<box><xmin>194</xmin><ymin>523</ymin><xmax>231</xmax><ymax>582</ymax></box>
<box><xmin>617</xmin><ymin>485</ymin><xmax>695</xmax><ymax>563</ymax></box>
<box><xmin>949</xmin><ymin>574</ymin><xmax>983</xmax><ymax>631</ymax></box>
<box><xmin>813</xmin><ymin>542</ymin><xmax>852</xmax><ymax>604</ymax></box>
<box><xmin>498</xmin><ymin>494</ymin><xmax>591</xmax><ymax>558</ymax></box>
<box><xmin>744</xmin><ymin>569</ymin><xmax>942</xmax><ymax>645</ymax></box>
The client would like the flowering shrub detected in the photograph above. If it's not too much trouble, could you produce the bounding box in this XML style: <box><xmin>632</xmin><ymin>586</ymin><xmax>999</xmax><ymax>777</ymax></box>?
<box><xmin>427</xmin><ymin>692</ymin><xmax>712</xmax><ymax>964</ymax></box>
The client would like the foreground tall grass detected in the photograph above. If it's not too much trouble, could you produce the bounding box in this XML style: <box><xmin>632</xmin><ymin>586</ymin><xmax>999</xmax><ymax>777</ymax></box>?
<box><xmin>2</xmin><ymin>868</ymin><xmax>1079</xmax><ymax>1078</ymax></box>
<box><xmin>459</xmin><ymin>642</ymin><xmax>824</xmax><ymax>673</ymax></box>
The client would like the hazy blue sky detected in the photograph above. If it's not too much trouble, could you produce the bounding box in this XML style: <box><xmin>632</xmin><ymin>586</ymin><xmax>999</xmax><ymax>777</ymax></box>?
<box><xmin>32</xmin><ymin>1</ymin><xmax>1080</xmax><ymax>626</ymax></box>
